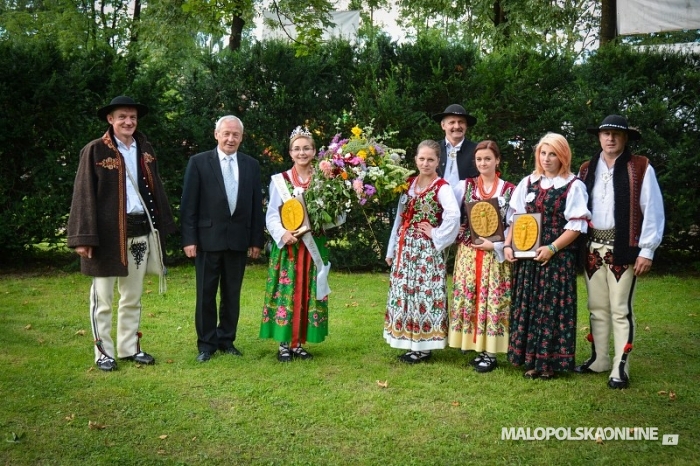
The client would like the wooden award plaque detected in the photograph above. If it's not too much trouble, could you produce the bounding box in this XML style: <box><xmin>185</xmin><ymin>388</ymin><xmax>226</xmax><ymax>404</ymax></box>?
<box><xmin>465</xmin><ymin>198</ymin><xmax>505</xmax><ymax>245</ymax></box>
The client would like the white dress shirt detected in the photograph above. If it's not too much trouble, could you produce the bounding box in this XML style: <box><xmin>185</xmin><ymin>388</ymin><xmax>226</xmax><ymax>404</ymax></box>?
<box><xmin>218</xmin><ymin>148</ymin><xmax>239</xmax><ymax>213</ymax></box>
<box><xmin>116</xmin><ymin>138</ymin><xmax>144</xmax><ymax>214</ymax></box>
<box><xmin>443</xmin><ymin>139</ymin><xmax>463</xmax><ymax>187</ymax></box>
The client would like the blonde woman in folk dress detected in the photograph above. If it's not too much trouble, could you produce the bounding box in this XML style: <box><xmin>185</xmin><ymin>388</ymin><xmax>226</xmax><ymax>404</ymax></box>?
<box><xmin>260</xmin><ymin>127</ymin><xmax>331</xmax><ymax>362</ymax></box>
<box><xmin>384</xmin><ymin>140</ymin><xmax>460</xmax><ymax>364</ymax></box>
<box><xmin>448</xmin><ymin>140</ymin><xmax>516</xmax><ymax>373</ymax></box>
<box><xmin>504</xmin><ymin>133</ymin><xmax>591</xmax><ymax>380</ymax></box>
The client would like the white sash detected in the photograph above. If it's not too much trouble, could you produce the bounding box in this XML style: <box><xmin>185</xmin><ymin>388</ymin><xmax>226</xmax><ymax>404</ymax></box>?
<box><xmin>272</xmin><ymin>173</ymin><xmax>331</xmax><ymax>300</ymax></box>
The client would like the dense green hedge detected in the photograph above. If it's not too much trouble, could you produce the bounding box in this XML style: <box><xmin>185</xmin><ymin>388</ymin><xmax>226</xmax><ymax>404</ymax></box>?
<box><xmin>1</xmin><ymin>38</ymin><xmax>697</xmax><ymax>270</ymax></box>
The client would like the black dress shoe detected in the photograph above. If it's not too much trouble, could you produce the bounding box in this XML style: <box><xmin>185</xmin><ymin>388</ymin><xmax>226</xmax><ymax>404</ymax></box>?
<box><xmin>400</xmin><ymin>351</ymin><xmax>432</xmax><ymax>364</ymax></box>
<box><xmin>574</xmin><ymin>364</ymin><xmax>595</xmax><ymax>374</ymax></box>
<box><xmin>96</xmin><ymin>357</ymin><xmax>117</xmax><ymax>372</ymax></box>
<box><xmin>608</xmin><ymin>377</ymin><xmax>629</xmax><ymax>389</ymax></box>
<box><xmin>120</xmin><ymin>351</ymin><xmax>155</xmax><ymax>365</ymax></box>
<box><xmin>196</xmin><ymin>351</ymin><xmax>213</xmax><ymax>363</ymax></box>
<box><xmin>220</xmin><ymin>346</ymin><xmax>243</xmax><ymax>357</ymax></box>
<box><xmin>277</xmin><ymin>347</ymin><xmax>292</xmax><ymax>363</ymax></box>
<box><xmin>291</xmin><ymin>346</ymin><xmax>313</xmax><ymax>360</ymax></box>
<box><xmin>474</xmin><ymin>354</ymin><xmax>497</xmax><ymax>373</ymax></box>
<box><xmin>470</xmin><ymin>351</ymin><xmax>487</xmax><ymax>367</ymax></box>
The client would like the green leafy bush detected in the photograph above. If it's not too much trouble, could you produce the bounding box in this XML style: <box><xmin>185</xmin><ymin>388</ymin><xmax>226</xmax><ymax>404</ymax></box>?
<box><xmin>0</xmin><ymin>39</ymin><xmax>697</xmax><ymax>269</ymax></box>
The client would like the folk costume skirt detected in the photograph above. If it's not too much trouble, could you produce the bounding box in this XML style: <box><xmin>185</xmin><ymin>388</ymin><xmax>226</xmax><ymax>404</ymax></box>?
<box><xmin>384</xmin><ymin>229</ymin><xmax>449</xmax><ymax>351</ymax></box>
<box><xmin>507</xmin><ymin>249</ymin><xmax>578</xmax><ymax>373</ymax></box>
<box><xmin>260</xmin><ymin>236</ymin><xmax>329</xmax><ymax>346</ymax></box>
<box><xmin>449</xmin><ymin>244</ymin><xmax>512</xmax><ymax>353</ymax></box>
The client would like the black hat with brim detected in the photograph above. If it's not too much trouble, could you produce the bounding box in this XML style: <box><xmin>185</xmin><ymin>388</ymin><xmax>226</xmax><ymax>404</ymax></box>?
<box><xmin>586</xmin><ymin>114</ymin><xmax>641</xmax><ymax>141</ymax></box>
<box><xmin>97</xmin><ymin>96</ymin><xmax>149</xmax><ymax>121</ymax></box>
<box><xmin>431</xmin><ymin>104</ymin><xmax>477</xmax><ymax>127</ymax></box>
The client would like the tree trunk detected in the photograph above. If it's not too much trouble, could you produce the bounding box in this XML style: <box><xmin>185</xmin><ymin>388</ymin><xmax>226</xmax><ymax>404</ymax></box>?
<box><xmin>600</xmin><ymin>0</ymin><xmax>617</xmax><ymax>46</ymax></box>
<box><xmin>228</xmin><ymin>16</ymin><xmax>245</xmax><ymax>51</ymax></box>
<box><xmin>131</xmin><ymin>0</ymin><xmax>141</xmax><ymax>45</ymax></box>
<box><xmin>493</xmin><ymin>1</ymin><xmax>506</xmax><ymax>27</ymax></box>
<box><xmin>493</xmin><ymin>1</ymin><xmax>509</xmax><ymax>47</ymax></box>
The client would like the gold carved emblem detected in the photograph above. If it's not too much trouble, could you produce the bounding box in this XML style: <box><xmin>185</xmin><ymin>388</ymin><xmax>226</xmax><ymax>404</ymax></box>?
<box><xmin>513</xmin><ymin>214</ymin><xmax>539</xmax><ymax>251</ymax></box>
<box><xmin>280</xmin><ymin>198</ymin><xmax>305</xmax><ymax>231</ymax></box>
<box><xmin>469</xmin><ymin>201</ymin><xmax>499</xmax><ymax>238</ymax></box>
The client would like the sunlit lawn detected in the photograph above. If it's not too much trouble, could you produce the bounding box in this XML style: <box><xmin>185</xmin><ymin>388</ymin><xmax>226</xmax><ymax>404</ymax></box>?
<box><xmin>1</xmin><ymin>264</ymin><xmax>699</xmax><ymax>465</ymax></box>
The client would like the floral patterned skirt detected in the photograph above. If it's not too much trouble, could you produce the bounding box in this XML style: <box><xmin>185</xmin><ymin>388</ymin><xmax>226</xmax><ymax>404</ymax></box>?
<box><xmin>507</xmin><ymin>250</ymin><xmax>578</xmax><ymax>372</ymax></box>
<box><xmin>260</xmin><ymin>237</ymin><xmax>329</xmax><ymax>345</ymax></box>
<box><xmin>449</xmin><ymin>244</ymin><xmax>512</xmax><ymax>353</ymax></box>
<box><xmin>384</xmin><ymin>229</ymin><xmax>448</xmax><ymax>351</ymax></box>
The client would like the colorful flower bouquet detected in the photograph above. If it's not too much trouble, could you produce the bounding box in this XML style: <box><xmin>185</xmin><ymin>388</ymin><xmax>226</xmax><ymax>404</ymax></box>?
<box><xmin>304</xmin><ymin>123</ymin><xmax>414</xmax><ymax>231</ymax></box>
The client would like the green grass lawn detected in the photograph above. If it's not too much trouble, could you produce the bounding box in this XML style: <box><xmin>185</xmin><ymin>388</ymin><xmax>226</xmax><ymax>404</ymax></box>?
<box><xmin>1</xmin><ymin>265</ymin><xmax>699</xmax><ymax>465</ymax></box>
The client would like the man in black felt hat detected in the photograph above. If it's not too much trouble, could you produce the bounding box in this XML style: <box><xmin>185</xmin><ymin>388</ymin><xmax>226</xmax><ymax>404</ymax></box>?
<box><xmin>575</xmin><ymin>115</ymin><xmax>664</xmax><ymax>389</ymax></box>
<box><xmin>67</xmin><ymin>96</ymin><xmax>176</xmax><ymax>371</ymax></box>
<box><xmin>431</xmin><ymin>104</ymin><xmax>479</xmax><ymax>187</ymax></box>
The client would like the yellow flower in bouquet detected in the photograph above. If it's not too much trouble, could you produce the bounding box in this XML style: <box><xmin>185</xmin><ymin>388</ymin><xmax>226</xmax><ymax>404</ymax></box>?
<box><xmin>303</xmin><ymin>123</ymin><xmax>414</xmax><ymax>231</ymax></box>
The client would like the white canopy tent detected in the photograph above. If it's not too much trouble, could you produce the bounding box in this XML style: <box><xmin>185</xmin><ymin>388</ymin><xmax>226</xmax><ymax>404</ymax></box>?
<box><xmin>262</xmin><ymin>10</ymin><xmax>360</xmax><ymax>42</ymax></box>
<box><xmin>618</xmin><ymin>0</ymin><xmax>700</xmax><ymax>35</ymax></box>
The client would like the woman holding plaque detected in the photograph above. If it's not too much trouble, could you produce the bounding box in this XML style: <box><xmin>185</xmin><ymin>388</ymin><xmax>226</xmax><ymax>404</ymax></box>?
<box><xmin>260</xmin><ymin>126</ymin><xmax>330</xmax><ymax>362</ymax></box>
<box><xmin>504</xmin><ymin>133</ymin><xmax>590</xmax><ymax>379</ymax></box>
<box><xmin>384</xmin><ymin>140</ymin><xmax>460</xmax><ymax>363</ymax></box>
<box><xmin>448</xmin><ymin>140</ymin><xmax>516</xmax><ymax>373</ymax></box>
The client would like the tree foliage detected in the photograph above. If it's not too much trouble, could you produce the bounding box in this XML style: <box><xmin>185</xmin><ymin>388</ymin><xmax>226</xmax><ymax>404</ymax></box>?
<box><xmin>1</xmin><ymin>1</ymin><xmax>698</xmax><ymax>269</ymax></box>
<box><xmin>395</xmin><ymin>0</ymin><xmax>599</xmax><ymax>56</ymax></box>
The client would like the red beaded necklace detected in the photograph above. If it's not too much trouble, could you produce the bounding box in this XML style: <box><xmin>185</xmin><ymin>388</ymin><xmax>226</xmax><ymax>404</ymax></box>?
<box><xmin>476</xmin><ymin>174</ymin><xmax>499</xmax><ymax>199</ymax></box>
<box><xmin>291</xmin><ymin>165</ymin><xmax>311</xmax><ymax>189</ymax></box>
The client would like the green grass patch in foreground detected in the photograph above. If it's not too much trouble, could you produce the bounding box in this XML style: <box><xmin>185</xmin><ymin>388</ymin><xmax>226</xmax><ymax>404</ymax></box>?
<box><xmin>1</xmin><ymin>265</ymin><xmax>699</xmax><ymax>465</ymax></box>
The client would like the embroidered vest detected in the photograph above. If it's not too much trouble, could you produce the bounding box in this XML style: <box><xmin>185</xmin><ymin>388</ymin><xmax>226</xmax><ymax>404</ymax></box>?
<box><xmin>580</xmin><ymin>149</ymin><xmax>648</xmax><ymax>265</ymax></box>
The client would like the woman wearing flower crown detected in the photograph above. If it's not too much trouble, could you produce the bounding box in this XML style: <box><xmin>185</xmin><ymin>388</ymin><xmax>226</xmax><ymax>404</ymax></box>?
<box><xmin>504</xmin><ymin>133</ymin><xmax>591</xmax><ymax>379</ymax></box>
<box><xmin>384</xmin><ymin>140</ymin><xmax>460</xmax><ymax>363</ymax></box>
<box><xmin>448</xmin><ymin>140</ymin><xmax>516</xmax><ymax>373</ymax></box>
<box><xmin>260</xmin><ymin>126</ymin><xmax>334</xmax><ymax>362</ymax></box>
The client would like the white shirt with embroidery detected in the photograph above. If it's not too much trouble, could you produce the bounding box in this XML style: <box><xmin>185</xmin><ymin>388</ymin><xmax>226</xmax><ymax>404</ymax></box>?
<box><xmin>509</xmin><ymin>173</ymin><xmax>591</xmax><ymax>233</ymax></box>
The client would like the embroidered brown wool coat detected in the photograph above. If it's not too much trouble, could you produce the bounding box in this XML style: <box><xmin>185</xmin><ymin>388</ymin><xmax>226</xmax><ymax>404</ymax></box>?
<box><xmin>67</xmin><ymin>129</ymin><xmax>176</xmax><ymax>277</ymax></box>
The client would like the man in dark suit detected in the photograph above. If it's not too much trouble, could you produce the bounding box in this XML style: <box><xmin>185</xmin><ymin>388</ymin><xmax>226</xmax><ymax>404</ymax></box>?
<box><xmin>432</xmin><ymin>104</ymin><xmax>479</xmax><ymax>187</ymax></box>
<box><xmin>181</xmin><ymin>115</ymin><xmax>265</xmax><ymax>363</ymax></box>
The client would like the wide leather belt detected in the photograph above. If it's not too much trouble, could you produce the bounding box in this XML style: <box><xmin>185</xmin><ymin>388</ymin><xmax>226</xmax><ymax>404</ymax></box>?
<box><xmin>126</xmin><ymin>213</ymin><xmax>150</xmax><ymax>237</ymax></box>
<box><xmin>589</xmin><ymin>227</ymin><xmax>615</xmax><ymax>246</ymax></box>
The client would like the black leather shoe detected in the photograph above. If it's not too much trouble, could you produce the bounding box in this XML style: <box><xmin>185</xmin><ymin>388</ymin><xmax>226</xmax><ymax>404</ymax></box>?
<box><xmin>574</xmin><ymin>364</ymin><xmax>595</xmax><ymax>374</ymax></box>
<box><xmin>277</xmin><ymin>347</ymin><xmax>292</xmax><ymax>363</ymax></box>
<box><xmin>470</xmin><ymin>352</ymin><xmax>487</xmax><ymax>367</ymax></box>
<box><xmin>400</xmin><ymin>351</ymin><xmax>432</xmax><ymax>364</ymax></box>
<box><xmin>608</xmin><ymin>377</ymin><xmax>629</xmax><ymax>389</ymax></box>
<box><xmin>120</xmin><ymin>351</ymin><xmax>155</xmax><ymax>365</ymax></box>
<box><xmin>291</xmin><ymin>346</ymin><xmax>313</xmax><ymax>360</ymax></box>
<box><xmin>220</xmin><ymin>346</ymin><xmax>243</xmax><ymax>357</ymax></box>
<box><xmin>196</xmin><ymin>351</ymin><xmax>213</xmax><ymax>363</ymax></box>
<box><xmin>474</xmin><ymin>354</ymin><xmax>497</xmax><ymax>373</ymax></box>
<box><xmin>96</xmin><ymin>358</ymin><xmax>117</xmax><ymax>372</ymax></box>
